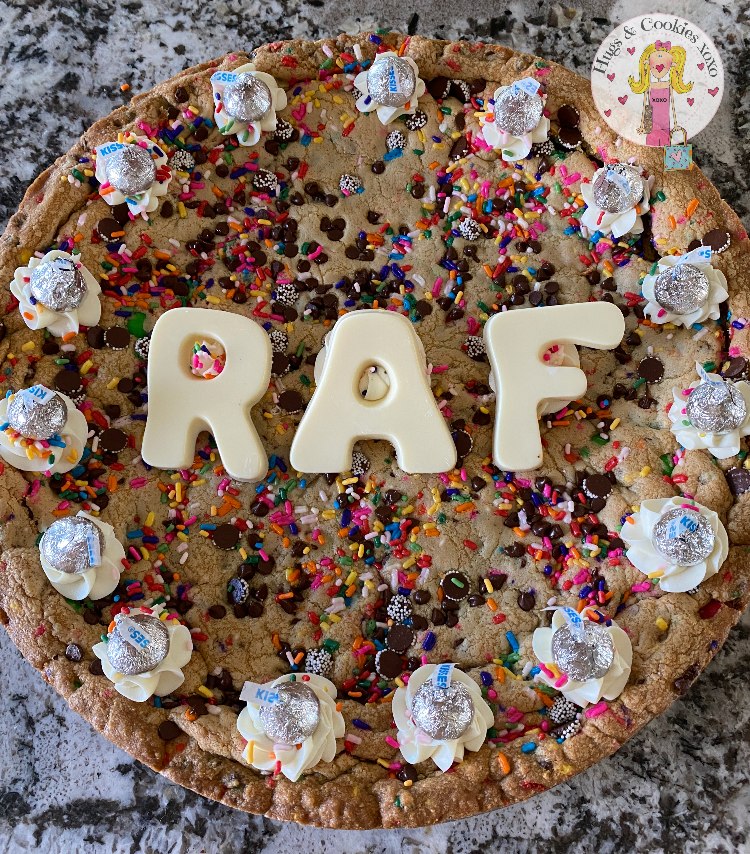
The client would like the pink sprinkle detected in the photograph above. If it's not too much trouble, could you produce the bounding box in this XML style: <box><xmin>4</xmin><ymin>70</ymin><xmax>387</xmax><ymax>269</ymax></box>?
<box><xmin>554</xmin><ymin>674</ymin><xmax>569</xmax><ymax>688</ymax></box>
<box><xmin>258</xmin><ymin>548</ymin><xmax>270</xmax><ymax>562</ymax></box>
<box><xmin>631</xmin><ymin>581</ymin><xmax>651</xmax><ymax>592</ymax></box>
<box><xmin>585</xmin><ymin>701</ymin><xmax>608</xmax><ymax>718</ymax></box>
<box><xmin>539</xmin><ymin>663</ymin><xmax>555</xmax><ymax>678</ymax></box>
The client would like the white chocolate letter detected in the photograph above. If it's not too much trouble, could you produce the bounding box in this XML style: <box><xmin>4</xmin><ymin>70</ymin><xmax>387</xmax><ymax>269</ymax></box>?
<box><xmin>291</xmin><ymin>310</ymin><xmax>456</xmax><ymax>474</ymax></box>
<box><xmin>484</xmin><ymin>303</ymin><xmax>625</xmax><ymax>471</ymax></box>
<box><xmin>142</xmin><ymin>307</ymin><xmax>271</xmax><ymax>481</ymax></box>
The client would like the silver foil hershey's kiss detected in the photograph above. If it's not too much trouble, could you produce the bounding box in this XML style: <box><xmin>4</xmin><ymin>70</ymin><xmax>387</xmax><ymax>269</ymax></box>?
<box><xmin>106</xmin><ymin>613</ymin><xmax>170</xmax><ymax>675</ymax></box>
<box><xmin>686</xmin><ymin>379</ymin><xmax>747</xmax><ymax>434</ymax></box>
<box><xmin>223</xmin><ymin>73</ymin><xmax>273</xmax><ymax>122</ymax></box>
<box><xmin>29</xmin><ymin>257</ymin><xmax>86</xmax><ymax>312</ymax></box>
<box><xmin>653</xmin><ymin>263</ymin><xmax>710</xmax><ymax>315</ymax></box>
<box><xmin>651</xmin><ymin>507</ymin><xmax>715</xmax><ymax>566</ymax></box>
<box><xmin>104</xmin><ymin>145</ymin><xmax>156</xmax><ymax>195</ymax></box>
<box><xmin>40</xmin><ymin>516</ymin><xmax>104</xmax><ymax>575</ymax></box>
<box><xmin>592</xmin><ymin>164</ymin><xmax>644</xmax><ymax>214</ymax></box>
<box><xmin>551</xmin><ymin>622</ymin><xmax>615</xmax><ymax>681</ymax></box>
<box><xmin>367</xmin><ymin>56</ymin><xmax>416</xmax><ymax>108</ymax></box>
<box><xmin>258</xmin><ymin>681</ymin><xmax>320</xmax><ymax>745</ymax></box>
<box><xmin>493</xmin><ymin>86</ymin><xmax>544</xmax><ymax>136</ymax></box>
<box><xmin>7</xmin><ymin>391</ymin><xmax>66</xmax><ymax>439</ymax></box>
<box><xmin>411</xmin><ymin>679</ymin><xmax>474</xmax><ymax>740</ymax></box>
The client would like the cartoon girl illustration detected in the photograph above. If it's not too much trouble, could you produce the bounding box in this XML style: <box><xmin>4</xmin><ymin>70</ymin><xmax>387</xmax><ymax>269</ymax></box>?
<box><xmin>628</xmin><ymin>41</ymin><xmax>693</xmax><ymax>146</ymax></box>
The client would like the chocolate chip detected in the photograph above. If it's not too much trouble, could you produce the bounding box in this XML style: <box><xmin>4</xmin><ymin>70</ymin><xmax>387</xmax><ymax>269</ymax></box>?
<box><xmin>726</xmin><ymin>467</ymin><xmax>750</xmax><ymax>496</ymax></box>
<box><xmin>160</xmin><ymin>200</ymin><xmax>174</xmax><ymax>218</ymax></box>
<box><xmin>517</xmin><ymin>591</ymin><xmax>536</xmax><ymax>611</ymax></box>
<box><xmin>673</xmin><ymin>662</ymin><xmax>700</xmax><ymax>695</ymax></box>
<box><xmin>376</xmin><ymin>649</ymin><xmax>403</xmax><ymax>678</ymax></box>
<box><xmin>413</xmin><ymin>589</ymin><xmax>431</xmax><ymax>605</ymax></box>
<box><xmin>213</xmin><ymin>524</ymin><xmax>240</xmax><ymax>550</ymax></box>
<box><xmin>99</xmin><ymin>428</ymin><xmax>128</xmax><ymax>454</ymax></box>
<box><xmin>42</xmin><ymin>340</ymin><xmax>59</xmax><ymax>355</ymax></box>
<box><xmin>208</xmin><ymin>605</ymin><xmax>227</xmax><ymax>619</ymax></box>
<box><xmin>174</xmin><ymin>86</ymin><xmax>189</xmax><ymax>103</ymax></box>
<box><xmin>278</xmin><ymin>390</ymin><xmax>304</xmax><ymax>413</ymax></box>
<box><xmin>158</xmin><ymin>720</ymin><xmax>182</xmax><ymax>740</ymax></box>
<box><xmin>371</xmin><ymin>160</ymin><xmax>385</xmax><ymax>174</ymax></box>
<box><xmin>111</xmin><ymin>203</ymin><xmax>131</xmax><ymax>225</ymax></box>
<box><xmin>64</xmin><ymin>643</ymin><xmax>83</xmax><ymax>662</ymax></box>
<box><xmin>88</xmin><ymin>658</ymin><xmax>104</xmax><ymax>676</ymax></box>
<box><xmin>186</xmin><ymin>695</ymin><xmax>208</xmax><ymax>717</ymax></box>
<box><xmin>86</xmin><ymin>326</ymin><xmax>105</xmax><ymax>348</ymax></box>
<box><xmin>638</xmin><ymin>356</ymin><xmax>664</xmax><ymax>384</ymax></box>
<box><xmin>387</xmin><ymin>624</ymin><xmax>415</xmax><ymax>653</ymax></box>
<box><xmin>449</xmin><ymin>136</ymin><xmax>470</xmax><ymax>161</ymax></box>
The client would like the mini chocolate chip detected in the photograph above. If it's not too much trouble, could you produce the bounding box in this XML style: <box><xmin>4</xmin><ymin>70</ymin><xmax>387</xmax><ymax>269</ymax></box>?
<box><xmin>65</xmin><ymin>643</ymin><xmax>83</xmax><ymax>662</ymax></box>
<box><xmin>517</xmin><ymin>591</ymin><xmax>536</xmax><ymax>611</ymax></box>
<box><xmin>371</xmin><ymin>160</ymin><xmax>385</xmax><ymax>174</ymax></box>
<box><xmin>208</xmin><ymin>605</ymin><xmax>227</xmax><ymax>619</ymax></box>
<box><xmin>158</xmin><ymin>720</ymin><xmax>182</xmax><ymax>740</ymax></box>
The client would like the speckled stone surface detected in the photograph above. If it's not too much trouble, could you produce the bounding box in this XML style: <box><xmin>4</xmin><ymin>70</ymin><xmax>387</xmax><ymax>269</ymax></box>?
<box><xmin>1</xmin><ymin>1</ymin><xmax>749</xmax><ymax>851</ymax></box>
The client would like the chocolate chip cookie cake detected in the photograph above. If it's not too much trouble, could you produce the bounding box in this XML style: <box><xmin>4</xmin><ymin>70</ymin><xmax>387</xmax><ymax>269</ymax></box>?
<box><xmin>1</xmin><ymin>32</ymin><xmax>749</xmax><ymax>829</ymax></box>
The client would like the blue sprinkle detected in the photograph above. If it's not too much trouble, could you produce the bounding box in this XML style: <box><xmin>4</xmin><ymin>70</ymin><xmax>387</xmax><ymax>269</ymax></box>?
<box><xmin>506</xmin><ymin>631</ymin><xmax>519</xmax><ymax>652</ymax></box>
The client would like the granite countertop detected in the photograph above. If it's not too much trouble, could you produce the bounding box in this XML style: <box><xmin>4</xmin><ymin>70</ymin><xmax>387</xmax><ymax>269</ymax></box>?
<box><xmin>1</xmin><ymin>1</ymin><xmax>749</xmax><ymax>851</ymax></box>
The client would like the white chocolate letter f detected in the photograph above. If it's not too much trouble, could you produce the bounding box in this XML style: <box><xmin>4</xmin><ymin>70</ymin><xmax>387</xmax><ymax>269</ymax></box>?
<box><xmin>142</xmin><ymin>307</ymin><xmax>271</xmax><ymax>482</ymax></box>
<box><xmin>484</xmin><ymin>303</ymin><xmax>625</xmax><ymax>471</ymax></box>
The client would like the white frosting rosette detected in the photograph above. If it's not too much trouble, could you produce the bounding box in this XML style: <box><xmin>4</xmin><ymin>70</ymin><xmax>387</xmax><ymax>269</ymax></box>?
<box><xmin>621</xmin><ymin>496</ymin><xmax>729</xmax><ymax>593</ymax></box>
<box><xmin>94</xmin><ymin>136</ymin><xmax>171</xmax><ymax>217</ymax></box>
<box><xmin>237</xmin><ymin>673</ymin><xmax>345</xmax><ymax>781</ymax></box>
<box><xmin>532</xmin><ymin>610</ymin><xmax>632</xmax><ymax>707</ymax></box>
<box><xmin>354</xmin><ymin>52</ymin><xmax>426</xmax><ymax>125</ymax></box>
<box><xmin>93</xmin><ymin>611</ymin><xmax>193</xmax><ymax>702</ymax></box>
<box><xmin>669</xmin><ymin>365</ymin><xmax>750</xmax><ymax>459</ymax></box>
<box><xmin>580</xmin><ymin>166</ymin><xmax>654</xmax><ymax>239</ymax></box>
<box><xmin>0</xmin><ymin>391</ymin><xmax>86</xmax><ymax>474</ymax></box>
<box><xmin>40</xmin><ymin>511</ymin><xmax>125</xmax><ymax>600</ymax></box>
<box><xmin>392</xmin><ymin>664</ymin><xmax>494</xmax><ymax>772</ymax></box>
<box><xmin>211</xmin><ymin>65</ymin><xmax>288</xmax><ymax>146</ymax></box>
<box><xmin>11</xmin><ymin>250</ymin><xmax>101</xmax><ymax>338</ymax></box>
<box><xmin>641</xmin><ymin>252</ymin><xmax>728</xmax><ymax>327</ymax></box>
<box><xmin>481</xmin><ymin>86</ymin><xmax>550</xmax><ymax>161</ymax></box>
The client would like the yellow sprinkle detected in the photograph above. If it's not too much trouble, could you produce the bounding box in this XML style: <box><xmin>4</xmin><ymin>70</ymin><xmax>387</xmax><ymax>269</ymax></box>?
<box><xmin>197</xmin><ymin>685</ymin><xmax>214</xmax><ymax>698</ymax></box>
<box><xmin>21</xmin><ymin>341</ymin><xmax>35</xmax><ymax>353</ymax></box>
<box><xmin>655</xmin><ymin>617</ymin><xmax>668</xmax><ymax>631</ymax></box>
<box><xmin>640</xmin><ymin>466</ymin><xmax>651</xmax><ymax>477</ymax></box>
<box><xmin>79</xmin><ymin>359</ymin><xmax>94</xmax><ymax>375</ymax></box>
<box><xmin>106</xmin><ymin>377</ymin><xmax>120</xmax><ymax>390</ymax></box>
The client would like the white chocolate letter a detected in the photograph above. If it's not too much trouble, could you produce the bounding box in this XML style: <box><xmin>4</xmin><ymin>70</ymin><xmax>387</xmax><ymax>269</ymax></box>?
<box><xmin>142</xmin><ymin>307</ymin><xmax>271</xmax><ymax>481</ymax></box>
<box><xmin>484</xmin><ymin>303</ymin><xmax>625</xmax><ymax>471</ymax></box>
<box><xmin>291</xmin><ymin>310</ymin><xmax>456</xmax><ymax>474</ymax></box>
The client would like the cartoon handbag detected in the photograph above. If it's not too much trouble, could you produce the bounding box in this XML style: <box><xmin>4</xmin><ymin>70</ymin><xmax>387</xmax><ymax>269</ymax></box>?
<box><xmin>665</xmin><ymin>125</ymin><xmax>693</xmax><ymax>171</ymax></box>
<box><xmin>638</xmin><ymin>93</ymin><xmax>653</xmax><ymax>134</ymax></box>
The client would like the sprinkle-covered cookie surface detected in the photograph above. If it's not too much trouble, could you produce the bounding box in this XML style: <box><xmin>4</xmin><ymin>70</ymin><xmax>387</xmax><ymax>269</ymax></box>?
<box><xmin>1</xmin><ymin>33</ymin><xmax>749</xmax><ymax>829</ymax></box>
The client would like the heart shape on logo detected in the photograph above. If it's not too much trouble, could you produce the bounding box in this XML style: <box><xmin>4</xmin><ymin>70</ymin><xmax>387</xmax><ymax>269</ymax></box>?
<box><xmin>687</xmin><ymin>97</ymin><xmax>695</xmax><ymax>106</ymax></box>
<box><xmin>618</xmin><ymin>95</ymin><xmax>628</xmax><ymax>105</ymax></box>
<box><xmin>709</xmin><ymin>87</ymin><xmax>719</xmax><ymax>97</ymax></box>
<box><xmin>671</xmin><ymin>150</ymin><xmax>683</xmax><ymax>162</ymax></box>
<box><xmin>607</xmin><ymin>73</ymin><xmax>615</xmax><ymax>81</ymax></box>
<box><xmin>604</xmin><ymin>109</ymin><xmax>612</xmax><ymax>116</ymax></box>
<box><xmin>655</xmin><ymin>64</ymin><xmax>665</xmax><ymax>73</ymax></box>
<box><xmin>627</xmin><ymin>47</ymin><xmax>635</xmax><ymax>55</ymax></box>
<box><xmin>698</xmin><ymin>63</ymin><xmax>705</xmax><ymax>70</ymax></box>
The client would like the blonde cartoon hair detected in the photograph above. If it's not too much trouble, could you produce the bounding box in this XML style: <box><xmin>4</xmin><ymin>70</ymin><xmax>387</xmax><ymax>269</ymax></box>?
<box><xmin>628</xmin><ymin>44</ymin><xmax>693</xmax><ymax>95</ymax></box>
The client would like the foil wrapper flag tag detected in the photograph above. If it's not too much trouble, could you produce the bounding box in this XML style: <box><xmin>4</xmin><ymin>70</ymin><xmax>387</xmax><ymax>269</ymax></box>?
<box><xmin>560</xmin><ymin>606</ymin><xmax>586</xmax><ymax>642</ymax></box>
<box><xmin>432</xmin><ymin>662</ymin><xmax>454</xmax><ymax>689</ymax></box>
<box><xmin>116</xmin><ymin>614</ymin><xmax>153</xmax><ymax>650</ymax></box>
<box><xmin>240</xmin><ymin>681</ymin><xmax>282</xmax><ymax>708</ymax></box>
<box><xmin>85</xmin><ymin>529</ymin><xmax>102</xmax><ymax>568</ymax></box>
<box><xmin>19</xmin><ymin>385</ymin><xmax>55</xmax><ymax>407</ymax></box>
<box><xmin>511</xmin><ymin>77</ymin><xmax>540</xmax><ymax>96</ymax></box>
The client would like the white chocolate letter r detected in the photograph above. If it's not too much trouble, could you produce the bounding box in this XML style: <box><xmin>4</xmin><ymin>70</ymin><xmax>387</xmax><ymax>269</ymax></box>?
<box><xmin>142</xmin><ymin>307</ymin><xmax>271</xmax><ymax>481</ymax></box>
<box><xmin>484</xmin><ymin>303</ymin><xmax>625</xmax><ymax>471</ymax></box>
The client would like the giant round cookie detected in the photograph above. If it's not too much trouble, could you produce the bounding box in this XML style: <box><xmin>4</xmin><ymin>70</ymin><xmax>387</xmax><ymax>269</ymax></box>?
<box><xmin>1</xmin><ymin>32</ymin><xmax>749</xmax><ymax>829</ymax></box>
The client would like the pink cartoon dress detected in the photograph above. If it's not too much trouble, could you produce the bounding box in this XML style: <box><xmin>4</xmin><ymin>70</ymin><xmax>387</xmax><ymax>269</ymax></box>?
<box><xmin>646</xmin><ymin>85</ymin><xmax>672</xmax><ymax>146</ymax></box>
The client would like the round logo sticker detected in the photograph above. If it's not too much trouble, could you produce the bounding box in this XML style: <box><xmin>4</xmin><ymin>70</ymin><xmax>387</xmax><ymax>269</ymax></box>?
<box><xmin>591</xmin><ymin>14</ymin><xmax>724</xmax><ymax>148</ymax></box>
